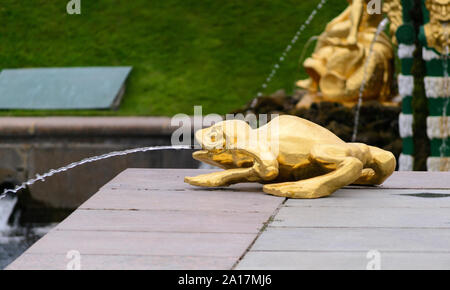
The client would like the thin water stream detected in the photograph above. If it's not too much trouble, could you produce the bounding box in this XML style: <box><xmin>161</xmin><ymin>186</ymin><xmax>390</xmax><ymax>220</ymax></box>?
<box><xmin>0</xmin><ymin>145</ymin><xmax>192</xmax><ymax>269</ymax></box>
<box><xmin>352</xmin><ymin>18</ymin><xmax>390</xmax><ymax>142</ymax></box>
<box><xmin>0</xmin><ymin>145</ymin><xmax>192</xmax><ymax>201</ymax></box>
<box><xmin>254</xmin><ymin>0</ymin><xmax>328</xmax><ymax>99</ymax></box>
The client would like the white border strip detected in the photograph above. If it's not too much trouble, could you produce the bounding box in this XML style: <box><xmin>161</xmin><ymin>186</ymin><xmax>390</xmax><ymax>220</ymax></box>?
<box><xmin>399</xmin><ymin>154</ymin><xmax>414</xmax><ymax>171</ymax></box>
<box><xmin>423</xmin><ymin>47</ymin><xmax>440</xmax><ymax>61</ymax></box>
<box><xmin>424</xmin><ymin>77</ymin><xmax>449</xmax><ymax>98</ymax></box>
<box><xmin>399</xmin><ymin>113</ymin><xmax>413</xmax><ymax>138</ymax></box>
<box><xmin>398</xmin><ymin>44</ymin><xmax>416</xmax><ymax>59</ymax></box>
<box><xmin>427</xmin><ymin>116</ymin><xmax>450</xmax><ymax>139</ymax></box>
<box><xmin>427</xmin><ymin>157</ymin><xmax>450</xmax><ymax>172</ymax></box>
<box><xmin>398</xmin><ymin>74</ymin><xmax>414</xmax><ymax>97</ymax></box>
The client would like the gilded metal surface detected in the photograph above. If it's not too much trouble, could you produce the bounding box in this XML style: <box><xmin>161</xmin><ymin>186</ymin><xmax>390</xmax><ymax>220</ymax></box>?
<box><xmin>185</xmin><ymin>115</ymin><xmax>396</xmax><ymax>199</ymax></box>
<box><xmin>383</xmin><ymin>0</ymin><xmax>403</xmax><ymax>44</ymax></box>
<box><xmin>424</xmin><ymin>0</ymin><xmax>450</xmax><ymax>54</ymax></box>
<box><xmin>296</xmin><ymin>0</ymin><xmax>394</xmax><ymax>107</ymax></box>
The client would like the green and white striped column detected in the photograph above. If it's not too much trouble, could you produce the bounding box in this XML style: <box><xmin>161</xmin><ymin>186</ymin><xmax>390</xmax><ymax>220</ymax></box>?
<box><xmin>398</xmin><ymin>44</ymin><xmax>416</xmax><ymax>171</ymax></box>
<box><xmin>423</xmin><ymin>47</ymin><xmax>449</xmax><ymax>171</ymax></box>
<box><xmin>395</xmin><ymin>0</ymin><xmax>417</xmax><ymax>171</ymax></box>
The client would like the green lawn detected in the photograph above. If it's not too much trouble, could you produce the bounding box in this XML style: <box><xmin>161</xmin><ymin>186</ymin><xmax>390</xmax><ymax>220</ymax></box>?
<box><xmin>0</xmin><ymin>0</ymin><xmax>347</xmax><ymax>116</ymax></box>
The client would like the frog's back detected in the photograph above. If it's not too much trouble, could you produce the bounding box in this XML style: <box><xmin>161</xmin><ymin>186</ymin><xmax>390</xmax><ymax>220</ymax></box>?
<box><xmin>259</xmin><ymin>115</ymin><xmax>344</xmax><ymax>176</ymax></box>
<box><xmin>266</xmin><ymin>115</ymin><xmax>344</xmax><ymax>145</ymax></box>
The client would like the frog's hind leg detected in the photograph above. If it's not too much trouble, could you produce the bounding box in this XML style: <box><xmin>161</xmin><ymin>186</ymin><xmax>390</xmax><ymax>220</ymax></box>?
<box><xmin>263</xmin><ymin>144</ymin><xmax>363</xmax><ymax>198</ymax></box>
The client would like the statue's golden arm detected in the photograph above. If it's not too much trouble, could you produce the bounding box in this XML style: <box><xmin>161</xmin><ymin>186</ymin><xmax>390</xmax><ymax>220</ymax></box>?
<box><xmin>348</xmin><ymin>0</ymin><xmax>364</xmax><ymax>45</ymax></box>
<box><xmin>383</xmin><ymin>0</ymin><xmax>403</xmax><ymax>44</ymax></box>
<box><xmin>326</xmin><ymin>6</ymin><xmax>351</xmax><ymax>30</ymax></box>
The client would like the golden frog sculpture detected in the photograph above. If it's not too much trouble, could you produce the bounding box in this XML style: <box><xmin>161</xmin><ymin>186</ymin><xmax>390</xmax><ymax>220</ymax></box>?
<box><xmin>185</xmin><ymin>115</ymin><xmax>396</xmax><ymax>198</ymax></box>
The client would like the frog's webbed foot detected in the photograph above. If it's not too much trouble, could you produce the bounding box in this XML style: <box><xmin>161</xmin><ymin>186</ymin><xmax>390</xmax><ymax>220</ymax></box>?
<box><xmin>184</xmin><ymin>173</ymin><xmax>227</xmax><ymax>187</ymax></box>
<box><xmin>353</xmin><ymin>168</ymin><xmax>377</xmax><ymax>185</ymax></box>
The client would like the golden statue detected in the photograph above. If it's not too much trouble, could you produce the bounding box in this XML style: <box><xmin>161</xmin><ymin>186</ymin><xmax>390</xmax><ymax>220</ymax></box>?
<box><xmin>382</xmin><ymin>0</ymin><xmax>403</xmax><ymax>45</ymax></box>
<box><xmin>296</xmin><ymin>0</ymin><xmax>394</xmax><ymax>107</ymax></box>
<box><xmin>423</xmin><ymin>0</ymin><xmax>450</xmax><ymax>54</ymax></box>
<box><xmin>185</xmin><ymin>115</ymin><xmax>396</xmax><ymax>199</ymax></box>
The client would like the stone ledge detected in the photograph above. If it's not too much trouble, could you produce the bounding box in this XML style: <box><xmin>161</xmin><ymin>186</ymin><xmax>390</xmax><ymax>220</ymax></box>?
<box><xmin>0</xmin><ymin>120</ymin><xmax>198</xmax><ymax>211</ymax></box>
<box><xmin>0</xmin><ymin>117</ymin><xmax>181</xmax><ymax>137</ymax></box>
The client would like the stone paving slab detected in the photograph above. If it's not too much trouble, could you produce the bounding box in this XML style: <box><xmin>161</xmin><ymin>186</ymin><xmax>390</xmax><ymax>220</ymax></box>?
<box><xmin>7</xmin><ymin>170</ymin><xmax>450</xmax><ymax>270</ymax></box>
<box><xmin>8</xmin><ymin>253</ymin><xmax>236</xmax><ymax>270</ymax></box>
<box><xmin>99</xmin><ymin>168</ymin><xmax>215</xmax><ymax>191</ymax></box>
<box><xmin>237</xmin><ymin>172</ymin><xmax>450</xmax><ymax>270</ymax></box>
<box><xmin>81</xmin><ymin>188</ymin><xmax>278</xmax><ymax>213</ymax></box>
<box><xmin>377</xmin><ymin>171</ymin><xmax>450</xmax><ymax>189</ymax></box>
<box><xmin>272</xmin><ymin>206</ymin><xmax>450</xmax><ymax>228</ymax></box>
<box><xmin>56</xmin><ymin>209</ymin><xmax>271</xmax><ymax>234</ymax></box>
<box><xmin>23</xmin><ymin>230</ymin><xmax>257</xmax><ymax>257</ymax></box>
<box><xmin>7</xmin><ymin>169</ymin><xmax>283</xmax><ymax>270</ymax></box>
<box><xmin>248</xmin><ymin>227</ymin><xmax>450</xmax><ymax>252</ymax></box>
<box><xmin>285</xmin><ymin>189</ymin><xmax>450</xmax><ymax>208</ymax></box>
<box><xmin>236</xmin><ymin>251</ymin><xmax>450</xmax><ymax>270</ymax></box>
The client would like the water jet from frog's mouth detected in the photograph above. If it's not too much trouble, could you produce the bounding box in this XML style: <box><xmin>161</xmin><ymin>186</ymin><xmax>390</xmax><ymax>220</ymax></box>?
<box><xmin>0</xmin><ymin>145</ymin><xmax>194</xmax><ymax>201</ymax></box>
<box><xmin>352</xmin><ymin>17</ymin><xmax>390</xmax><ymax>142</ymax></box>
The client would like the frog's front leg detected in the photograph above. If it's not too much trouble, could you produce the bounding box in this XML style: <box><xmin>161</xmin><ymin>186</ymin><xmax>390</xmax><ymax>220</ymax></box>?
<box><xmin>186</xmin><ymin>143</ymin><xmax>279</xmax><ymax>187</ymax></box>
<box><xmin>185</xmin><ymin>167</ymin><xmax>261</xmax><ymax>187</ymax></box>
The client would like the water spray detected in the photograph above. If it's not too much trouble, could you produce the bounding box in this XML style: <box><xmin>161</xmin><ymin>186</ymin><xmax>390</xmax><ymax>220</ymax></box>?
<box><xmin>298</xmin><ymin>35</ymin><xmax>319</xmax><ymax>67</ymax></box>
<box><xmin>0</xmin><ymin>145</ymin><xmax>193</xmax><ymax>201</ymax></box>
<box><xmin>254</xmin><ymin>0</ymin><xmax>328</xmax><ymax>100</ymax></box>
<box><xmin>352</xmin><ymin>17</ymin><xmax>390</xmax><ymax>142</ymax></box>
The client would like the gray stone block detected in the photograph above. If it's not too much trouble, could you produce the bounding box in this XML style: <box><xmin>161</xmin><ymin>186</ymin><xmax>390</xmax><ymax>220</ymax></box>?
<box><xmin>380</xmin><ymin>172</ymin><xmax>450</xmax><ymax>189</ymax></box>
<box><xmin>251</xmin><ymin>227</ymin><xmax>450</xmax><ymax>252</ymax></box>
<box><xmin>23</xmin><ymin>230</ymin><xmax>256</xmax><ymax>258</ymax></box>
<box><xmin>81</xmin><ymin>188</ymin><xmax>280</xmax><ymax>213</ymax></box>
<box><xmin>272</xmin><ymin>206</ymin><xmax>450</xmax><ymax>228</ymax></box>
<box><xmin>56</xmin><ymin>208</ymin><xmax>273</xmax><ymax>234</ymax></box>
<box><xmin>286</xmin><ymin>188</ymin><xmax>450</xmax><ymax>209</ymax></box>
<box><xmin>8</xmin><ymin>253</ymin><xmax>236</xmax><ymax>270</ymax></box>
<box><xmin>236</xmin><ymin>251</ymin><xmax>450</xmax><ymax>270</ymax></box>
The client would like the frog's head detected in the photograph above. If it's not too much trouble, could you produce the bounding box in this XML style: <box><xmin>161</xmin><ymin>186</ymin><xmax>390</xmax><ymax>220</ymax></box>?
<box><xmin>195</xmin><ymin>123</ymin><xmax>225</xmax><ymax>153</ymax></box>
<box><xmin>192</xmin><ymin>119</ymin><xmax>278</xmax><ymax>180</ymax></box>
<box><xmin>193</xmin><ymin>120</ymin><xmax>252</xmax><ymax>164</ymax></box>
<box><xmin>195</xmin><ymin>120</ymin><xmax>251</xmax><ymax>151</ymax></box>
